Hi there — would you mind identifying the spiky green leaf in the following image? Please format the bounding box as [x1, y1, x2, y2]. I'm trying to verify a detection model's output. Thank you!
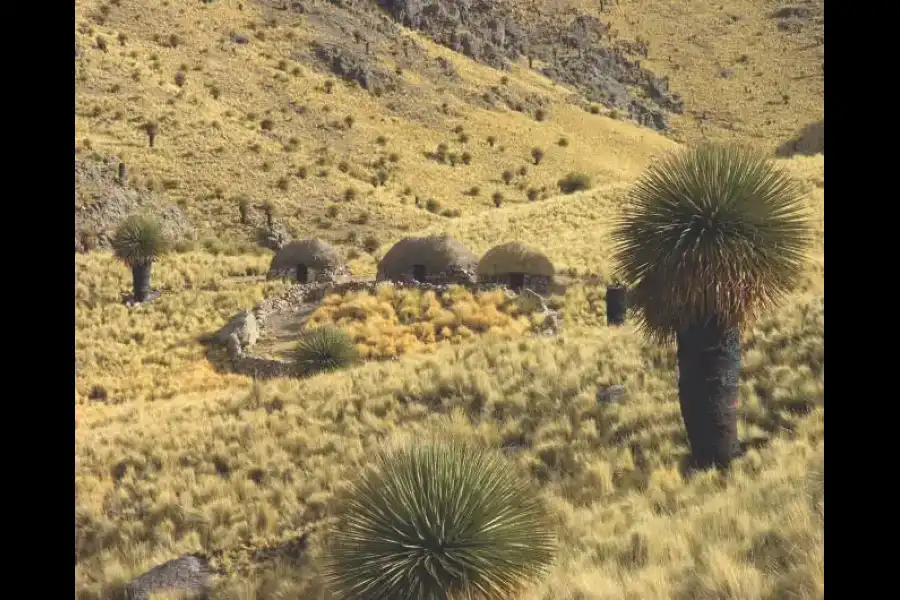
[610, 143, 813, 342]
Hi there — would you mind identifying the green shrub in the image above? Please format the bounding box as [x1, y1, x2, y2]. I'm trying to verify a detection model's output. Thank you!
[325, 438, 555, 600]
[557, 172, 592, 194]
[295, 326, 361, 376]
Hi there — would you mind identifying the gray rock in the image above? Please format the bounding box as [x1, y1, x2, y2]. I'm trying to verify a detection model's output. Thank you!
[124, 555, 212, 600]
[217, 310, 259, 348]
[226, 333, 243, 359]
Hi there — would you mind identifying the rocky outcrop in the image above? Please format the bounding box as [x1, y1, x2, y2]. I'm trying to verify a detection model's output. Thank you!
[311, 42, 401, 94]
[74, 152, 195, 253]
[123, 555, 212, 600]
[373, 1, 682, 130]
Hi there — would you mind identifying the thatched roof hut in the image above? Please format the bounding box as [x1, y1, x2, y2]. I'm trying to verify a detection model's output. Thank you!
[267, 238, 343, 282]
[377, 235, 478, 283]
[477, 242, 555, 278]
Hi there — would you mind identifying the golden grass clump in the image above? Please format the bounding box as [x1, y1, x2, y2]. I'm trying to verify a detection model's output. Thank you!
[304, 285, 543, 360]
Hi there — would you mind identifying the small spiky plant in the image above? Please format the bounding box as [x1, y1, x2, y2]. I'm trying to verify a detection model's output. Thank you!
[610, 142, 812, 469]
[325, 438, 556, 600]
[143, 121, 158, 148]
[112, 215, 169, 302]
[295, 326, 361, 376]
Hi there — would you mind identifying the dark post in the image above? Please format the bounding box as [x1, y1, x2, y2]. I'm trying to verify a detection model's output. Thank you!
[118, 162, 126, 183]
[606, 284, 627, 326]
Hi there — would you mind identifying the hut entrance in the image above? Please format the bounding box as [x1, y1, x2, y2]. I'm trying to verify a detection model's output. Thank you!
[412, 264, 427, 283]
[508, 272, 525, 291]
[295, 263, 309, 283]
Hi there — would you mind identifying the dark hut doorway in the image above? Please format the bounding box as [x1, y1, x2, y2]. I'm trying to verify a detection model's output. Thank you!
[295, 263, 309, 283]
[508, 272, 525, 291]
[412, 264, 427, 283]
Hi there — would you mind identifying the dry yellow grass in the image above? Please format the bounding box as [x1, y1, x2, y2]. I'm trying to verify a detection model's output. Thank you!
[301, 286, 548, 360]
[76, 291, 823, 599]
[75, 0, 824, 597]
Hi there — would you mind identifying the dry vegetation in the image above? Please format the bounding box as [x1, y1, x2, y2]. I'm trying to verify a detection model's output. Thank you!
[75, 0, 824, 598]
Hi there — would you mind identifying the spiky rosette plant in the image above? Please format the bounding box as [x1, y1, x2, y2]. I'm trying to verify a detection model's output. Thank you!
[610, 143, 813, 469]
[111, 215, 169, 302]
[294, 326, 361, 376]
[324, 438, 556, 600]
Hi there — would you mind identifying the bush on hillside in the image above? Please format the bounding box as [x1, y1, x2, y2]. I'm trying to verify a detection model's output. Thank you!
[557, 172, 592, 194]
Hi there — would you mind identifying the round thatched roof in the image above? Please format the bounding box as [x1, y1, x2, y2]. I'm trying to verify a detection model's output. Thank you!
[377, 235, 478, 280]
[268, 238, 342, 274]
[477, 241, 555, 278]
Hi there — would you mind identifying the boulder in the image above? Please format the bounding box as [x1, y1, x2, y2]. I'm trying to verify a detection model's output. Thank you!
[217, 310, 259, 348]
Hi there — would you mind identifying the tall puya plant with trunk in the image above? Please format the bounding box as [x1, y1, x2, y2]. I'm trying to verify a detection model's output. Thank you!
[112, 215, 169, 302]
[610, 143, 813, 469]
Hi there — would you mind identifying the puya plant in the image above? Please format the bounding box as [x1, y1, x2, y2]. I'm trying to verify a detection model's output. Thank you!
[610, 142, 813, 469]
[112, 214, 169, 303]
[324, 437, 556, 599]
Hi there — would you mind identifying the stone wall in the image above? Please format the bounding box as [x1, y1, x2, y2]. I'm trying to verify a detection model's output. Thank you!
[230, 354, 295, 380]
[380, 264, 477, 287]
[267, 264, 350, 284]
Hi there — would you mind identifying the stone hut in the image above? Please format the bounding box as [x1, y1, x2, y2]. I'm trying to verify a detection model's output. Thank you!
[477, 241, 555, 295]
[267, 238, 346, 283]
[376, 235, 478, 285]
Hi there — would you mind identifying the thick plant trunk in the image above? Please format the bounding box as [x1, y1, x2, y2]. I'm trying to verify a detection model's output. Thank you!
[676, 318, 740, 469]
[606, 284, 627, 326]
[132, 263, 152, 302]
